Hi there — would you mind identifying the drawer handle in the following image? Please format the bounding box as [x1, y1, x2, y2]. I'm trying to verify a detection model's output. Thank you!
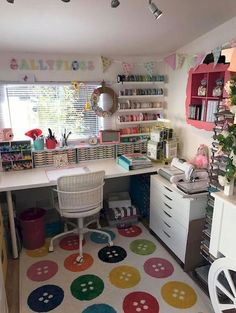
[163, 220, 171, 228]
[163, 230, 171, 238]
[164, 186, 173, 192]
[163, 210, 172, 218]
[164, 194, 172, 201]
[164, 202, 172, 210]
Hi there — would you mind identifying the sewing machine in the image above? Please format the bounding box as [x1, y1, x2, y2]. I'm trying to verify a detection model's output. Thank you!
[158, 157, 209, 194]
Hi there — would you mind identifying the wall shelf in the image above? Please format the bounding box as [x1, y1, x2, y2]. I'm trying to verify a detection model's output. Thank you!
[185, 63, 232, 131]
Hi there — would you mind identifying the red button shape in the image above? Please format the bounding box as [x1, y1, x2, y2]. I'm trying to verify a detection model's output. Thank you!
[118, 225, 142, 237]
[123, 291, 159, 313]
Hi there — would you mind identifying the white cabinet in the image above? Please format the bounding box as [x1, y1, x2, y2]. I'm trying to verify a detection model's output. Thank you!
[209, 192, 236, 260]
[150, 175, 207, 263]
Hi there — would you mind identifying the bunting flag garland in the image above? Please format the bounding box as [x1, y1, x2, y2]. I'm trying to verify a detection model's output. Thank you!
[212, 47, 221, 66]
[98, 37, 236, 74]
[122, 62, 134, 76]
[101, 56, 112, 73]
[175, 53, 186, 70]
[164, 53, 176, 70]
[144, 61, 155, 77]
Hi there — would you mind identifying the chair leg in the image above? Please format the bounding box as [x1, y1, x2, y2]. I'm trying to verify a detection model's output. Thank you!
[86, 228, 113, 247]
[76, 218, 84, 263]
[49, 229, 76, 252]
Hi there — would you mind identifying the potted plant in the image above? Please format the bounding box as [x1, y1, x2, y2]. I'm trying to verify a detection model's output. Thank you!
[217, 76, 236, 195]
[25, 128, 44, 150]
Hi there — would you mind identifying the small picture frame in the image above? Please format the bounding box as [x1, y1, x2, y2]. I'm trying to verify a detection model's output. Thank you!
[53, 153, 69, 168]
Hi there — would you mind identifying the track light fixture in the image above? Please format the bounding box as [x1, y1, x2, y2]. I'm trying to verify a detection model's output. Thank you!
[148, 0, 162, 20]
[111, 0, 120, 8]
[6, 0, 14, 3]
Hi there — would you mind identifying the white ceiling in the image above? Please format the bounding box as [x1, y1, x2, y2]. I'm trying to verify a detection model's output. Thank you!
[0, 0, 236, 57]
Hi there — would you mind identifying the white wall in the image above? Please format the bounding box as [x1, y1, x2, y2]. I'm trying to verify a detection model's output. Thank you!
[1, 16, 236, 160]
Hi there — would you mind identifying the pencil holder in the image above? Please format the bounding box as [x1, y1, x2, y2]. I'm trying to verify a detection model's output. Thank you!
[33, 138, 44, 151]
[46, 138, 57, 149]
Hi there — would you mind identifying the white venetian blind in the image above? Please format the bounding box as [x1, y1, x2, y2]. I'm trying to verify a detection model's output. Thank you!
[0, 83, 100, 139]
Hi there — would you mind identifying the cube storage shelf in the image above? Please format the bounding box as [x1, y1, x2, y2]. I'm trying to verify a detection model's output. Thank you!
[33, 147, 77, 168]
[185, 63, 234, 131]
[0, 140, 33, 171]
[33, 141, 148, 166]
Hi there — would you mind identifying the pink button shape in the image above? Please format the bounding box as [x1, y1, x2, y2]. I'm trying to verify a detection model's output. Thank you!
[27, 260, 58, 282]
[144, 257, 174, 278]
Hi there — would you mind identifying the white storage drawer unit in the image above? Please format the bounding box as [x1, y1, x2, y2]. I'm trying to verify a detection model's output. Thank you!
[150, 175, 207, 263]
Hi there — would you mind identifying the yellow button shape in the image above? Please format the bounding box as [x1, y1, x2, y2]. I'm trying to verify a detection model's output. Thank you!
[161, 281, 197, 309]
[109, 265, 141, 289]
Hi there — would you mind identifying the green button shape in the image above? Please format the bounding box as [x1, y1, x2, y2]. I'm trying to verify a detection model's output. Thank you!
[129, 239, 156, 255]
[71, 274, 104, 301]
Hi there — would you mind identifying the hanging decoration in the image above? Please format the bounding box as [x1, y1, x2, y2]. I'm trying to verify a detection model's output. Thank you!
[144, 61, 155, 77]
[164, 53, 176, 70]
[101, 56, 112, 73]
[122, 62, 134, 76]
[212, 46, 221, 66]
[185, 55, 196, 69]
[194, 52, 206, 69]
[71, 81, 91, 111]
[90, 81, 118, 117]
[175, 54, 186, 70]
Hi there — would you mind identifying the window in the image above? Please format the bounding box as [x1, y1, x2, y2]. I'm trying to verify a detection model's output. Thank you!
[0, 83, 100, 140]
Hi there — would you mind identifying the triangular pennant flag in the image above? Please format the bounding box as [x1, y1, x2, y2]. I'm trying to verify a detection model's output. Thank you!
[212, 46, 221, 66]
[175, 54, 186, 70]
[101, 56, 112, 73]
[122, 62, 134, 76]
[194, 52, 206, 68]
[144, 61, 155, 77]
[185, 55, 195, 69]
[222, 47, 235, 63]
[164, 53, 176, 70]
[228, 48, 236, 71]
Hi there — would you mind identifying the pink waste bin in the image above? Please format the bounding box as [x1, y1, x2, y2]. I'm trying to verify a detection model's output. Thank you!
[19, 208, 46, 250]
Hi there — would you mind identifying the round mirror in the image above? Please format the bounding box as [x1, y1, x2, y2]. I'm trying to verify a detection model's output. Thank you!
[91, 81, 118, 117]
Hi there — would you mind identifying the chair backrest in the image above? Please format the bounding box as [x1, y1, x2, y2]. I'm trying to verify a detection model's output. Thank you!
[56, 170, 105, 214]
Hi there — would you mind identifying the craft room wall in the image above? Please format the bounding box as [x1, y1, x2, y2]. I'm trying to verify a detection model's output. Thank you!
[159, 16, 236, 160]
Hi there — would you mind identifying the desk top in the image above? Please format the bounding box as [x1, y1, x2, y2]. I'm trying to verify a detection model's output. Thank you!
[0, 159, 160, 192]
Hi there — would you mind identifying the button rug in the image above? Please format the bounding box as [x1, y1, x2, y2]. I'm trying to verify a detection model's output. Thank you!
[19, 223, 214, 312]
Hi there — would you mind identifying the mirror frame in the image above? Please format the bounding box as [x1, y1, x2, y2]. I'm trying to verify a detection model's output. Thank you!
[91, 81, 118, 117]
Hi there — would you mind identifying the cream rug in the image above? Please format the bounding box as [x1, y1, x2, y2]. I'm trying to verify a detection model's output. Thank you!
[19, 223, 214, 313]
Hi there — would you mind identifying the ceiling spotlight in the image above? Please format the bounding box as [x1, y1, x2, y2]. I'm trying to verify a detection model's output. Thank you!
[148, 0, 162, 20]
[111, 0, 120, 8]
[61, 0, 71, 2]
[6, 0, 14, 3]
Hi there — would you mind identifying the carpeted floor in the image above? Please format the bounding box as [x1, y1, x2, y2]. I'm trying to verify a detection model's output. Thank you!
[19, 223, 214, 313]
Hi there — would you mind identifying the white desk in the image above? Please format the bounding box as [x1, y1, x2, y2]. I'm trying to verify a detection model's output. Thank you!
[0, 159, 160, 258]
[209, 191, 236, 260]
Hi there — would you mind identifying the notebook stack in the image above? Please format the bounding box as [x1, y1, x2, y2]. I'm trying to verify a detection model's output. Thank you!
[117, 153, 152, 170]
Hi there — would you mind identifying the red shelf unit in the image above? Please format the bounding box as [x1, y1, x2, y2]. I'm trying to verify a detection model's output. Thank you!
[185, 63, 232, 131]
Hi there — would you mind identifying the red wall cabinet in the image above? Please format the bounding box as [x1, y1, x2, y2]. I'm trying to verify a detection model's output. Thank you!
[185, 63, 232, 131]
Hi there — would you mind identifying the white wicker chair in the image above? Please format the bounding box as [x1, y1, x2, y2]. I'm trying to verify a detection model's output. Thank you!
[49, 170, 113, 263]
